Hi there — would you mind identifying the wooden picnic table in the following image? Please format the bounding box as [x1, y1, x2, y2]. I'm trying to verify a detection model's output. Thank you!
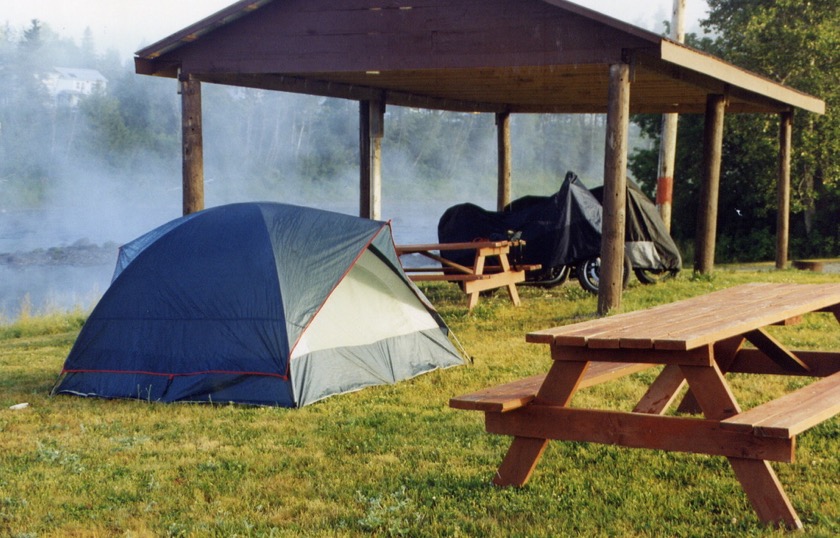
[396, 240, 539, 310]
[450, 283, 840, 529]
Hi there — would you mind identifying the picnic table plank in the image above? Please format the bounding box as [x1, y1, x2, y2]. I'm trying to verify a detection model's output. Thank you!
[396, 240, 512, 253]
[595, 285, 803, 349]
[528, 284, 840, 351]
[526, 287, 750, 347]
[653, 284, 840, 349]
[407, 273, 489, 282]
[721, 371, 840, 438]
[449, 361, 654, 413]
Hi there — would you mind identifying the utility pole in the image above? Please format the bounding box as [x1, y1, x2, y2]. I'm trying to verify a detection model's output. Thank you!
[656, 0, 686, 232]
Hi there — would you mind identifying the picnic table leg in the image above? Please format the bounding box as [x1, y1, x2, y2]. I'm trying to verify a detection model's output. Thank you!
[677, 336, 744, 414]
[729, 459, 802, 530]
[633, 364, 685, 414]
[466, 290, 480, 310]
[492, 361, 588, 487]
[466, 252, 488, 310]
[829, 304, 840, 324]
[497, 251, 522, 307]
[680, 358, 802, 530]
[493, 437, 549, 486]
[505, 283, 522, 307]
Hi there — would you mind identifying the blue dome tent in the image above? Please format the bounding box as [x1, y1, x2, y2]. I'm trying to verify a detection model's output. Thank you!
[52, 203, 463, 406]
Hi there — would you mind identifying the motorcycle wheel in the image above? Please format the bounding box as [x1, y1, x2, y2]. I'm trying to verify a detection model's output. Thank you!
[634, 268, 680, 285]
[576, 255, 631, 294]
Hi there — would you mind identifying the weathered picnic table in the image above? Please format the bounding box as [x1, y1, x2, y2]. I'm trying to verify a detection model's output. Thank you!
[451, 283, 840, 529]
[396, 240, 539, 310]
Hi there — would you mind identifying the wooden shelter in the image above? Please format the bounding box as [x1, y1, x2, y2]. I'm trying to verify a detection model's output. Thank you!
[135, 0, 825, 314]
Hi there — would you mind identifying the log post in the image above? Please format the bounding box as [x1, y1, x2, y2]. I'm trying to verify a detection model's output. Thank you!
[776, 110, 792, 270]
[694, 94, 726, 275]
[496, 111, 512, 211]
[359, 98, 384, 220]
[180, 75, 204, 215]
[598, 63, 630, 316]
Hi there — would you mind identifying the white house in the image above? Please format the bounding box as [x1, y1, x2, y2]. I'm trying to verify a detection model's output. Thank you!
[42, 67, 108, 107]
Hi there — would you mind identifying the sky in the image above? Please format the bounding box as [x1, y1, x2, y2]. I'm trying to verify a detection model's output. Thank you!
[2, 0, 711, 61]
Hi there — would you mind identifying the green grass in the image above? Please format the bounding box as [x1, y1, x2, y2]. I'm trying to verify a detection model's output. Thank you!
[1, 269, 838, 537]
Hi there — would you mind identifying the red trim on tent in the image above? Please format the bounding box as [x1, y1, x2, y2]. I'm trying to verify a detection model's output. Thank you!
[61, 368, 288, 379]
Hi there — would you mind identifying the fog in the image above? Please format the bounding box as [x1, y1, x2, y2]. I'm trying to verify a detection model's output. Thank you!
[0, 22, 653, 322]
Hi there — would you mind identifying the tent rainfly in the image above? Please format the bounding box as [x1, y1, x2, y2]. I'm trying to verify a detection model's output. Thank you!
[52, 202, 464, 406]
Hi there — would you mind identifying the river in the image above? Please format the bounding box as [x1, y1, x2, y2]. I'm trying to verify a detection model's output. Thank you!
[0, 197, 478, 321]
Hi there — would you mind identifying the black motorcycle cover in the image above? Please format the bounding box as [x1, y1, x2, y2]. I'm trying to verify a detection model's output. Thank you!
[437, 172, 602, 269]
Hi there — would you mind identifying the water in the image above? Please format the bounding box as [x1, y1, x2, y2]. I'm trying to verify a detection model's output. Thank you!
[0, 199, 472, 321]
[0, 264, 115, 320]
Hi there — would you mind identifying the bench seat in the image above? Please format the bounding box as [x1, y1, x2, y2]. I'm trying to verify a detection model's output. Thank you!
[450, 361, 654, 413]
[721, 371, 840, 438]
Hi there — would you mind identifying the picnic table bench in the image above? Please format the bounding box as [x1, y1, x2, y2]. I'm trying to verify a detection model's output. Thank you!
[396, 240, 539, 310]
[450, 283, 840, 530]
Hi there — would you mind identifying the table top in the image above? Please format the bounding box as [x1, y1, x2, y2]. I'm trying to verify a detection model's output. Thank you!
[527, 283, 840, 351]
[396, 240, 514, 253]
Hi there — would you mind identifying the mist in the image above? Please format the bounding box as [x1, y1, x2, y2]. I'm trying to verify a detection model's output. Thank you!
[0, 20, 652, 321]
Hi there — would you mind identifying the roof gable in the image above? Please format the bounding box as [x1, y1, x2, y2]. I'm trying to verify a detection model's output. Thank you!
[135, 0, 824, 115]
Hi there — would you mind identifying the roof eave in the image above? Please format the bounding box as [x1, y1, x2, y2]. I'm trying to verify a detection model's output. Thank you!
[658, 40, 825, 115]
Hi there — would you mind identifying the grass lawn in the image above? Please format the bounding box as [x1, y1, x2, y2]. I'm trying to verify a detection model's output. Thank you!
[1, 269, 838, 537]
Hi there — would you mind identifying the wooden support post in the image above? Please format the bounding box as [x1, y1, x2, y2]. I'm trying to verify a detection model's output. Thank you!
[359, 101, 371, 218]
[496, 112, 511, 211]
[359, 99, 384, 220]
[776, 110, 792, 270]
[598, 63, 630, 316]
[180, 75, 204, 215]
[694, 94, 726, 275]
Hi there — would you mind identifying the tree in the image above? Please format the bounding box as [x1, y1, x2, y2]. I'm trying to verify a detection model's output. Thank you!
[703, 0, 840, 256]
[630, 4, 839, 261]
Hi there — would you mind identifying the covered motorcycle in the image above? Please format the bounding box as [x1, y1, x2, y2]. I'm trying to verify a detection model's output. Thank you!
[437, 171, 681, 292]
[589, 180, 682, 283]
[438, 172, 604, 289]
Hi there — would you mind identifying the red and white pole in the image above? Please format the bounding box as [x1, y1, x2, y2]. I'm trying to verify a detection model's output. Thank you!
[656, 0, 686, 232]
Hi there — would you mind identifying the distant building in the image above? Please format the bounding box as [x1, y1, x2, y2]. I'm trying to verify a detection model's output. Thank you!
[41, 67, 107, 107]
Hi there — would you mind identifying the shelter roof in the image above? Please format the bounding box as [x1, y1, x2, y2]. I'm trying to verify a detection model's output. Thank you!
[135, 0, 824, 115]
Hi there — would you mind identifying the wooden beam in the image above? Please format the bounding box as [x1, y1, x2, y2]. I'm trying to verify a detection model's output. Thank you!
[496, 112, 512, 211]
[694, 94, 726, 274]
[743, 327, 810, 373]
[776, 110, 792, 269]
[199, 73, 505, 114]
[598, 63, 630, 316]
[359, 101, 370, 218]
[484, 406, 794, 463]
[180, 75, 204, 215]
